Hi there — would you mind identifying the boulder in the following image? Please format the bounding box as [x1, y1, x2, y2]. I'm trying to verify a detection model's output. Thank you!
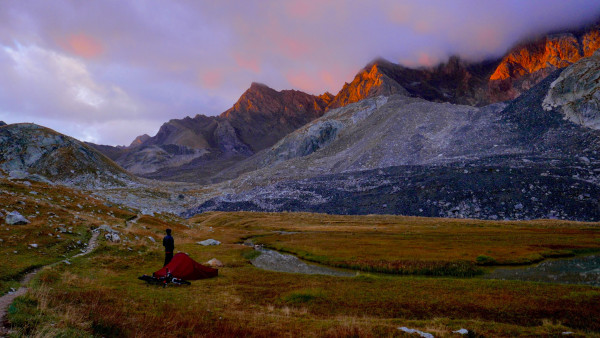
[197, 239, 221, 246]
[105, 233, 120, 242]
[6, 211, 29, 225]
[205, 258, 224, 267]
[95, 224, 118, 233]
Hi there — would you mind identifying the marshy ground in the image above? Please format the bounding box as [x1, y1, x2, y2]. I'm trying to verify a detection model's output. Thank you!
[1, 177, 600, 337]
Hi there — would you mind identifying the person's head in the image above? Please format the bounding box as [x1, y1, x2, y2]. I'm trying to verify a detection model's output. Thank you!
[166, 228, 172, 235]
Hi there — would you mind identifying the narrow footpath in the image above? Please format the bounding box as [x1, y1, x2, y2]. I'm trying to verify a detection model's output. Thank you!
[0, 231, 100, 336]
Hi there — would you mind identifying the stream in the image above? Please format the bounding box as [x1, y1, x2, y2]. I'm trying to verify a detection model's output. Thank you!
[483, 254, 600, 287]
[251, 248, 355, 277]
[250, 245, 600, 287]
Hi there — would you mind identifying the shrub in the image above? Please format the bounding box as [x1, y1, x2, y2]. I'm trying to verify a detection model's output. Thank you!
[476, 255, 497, 265]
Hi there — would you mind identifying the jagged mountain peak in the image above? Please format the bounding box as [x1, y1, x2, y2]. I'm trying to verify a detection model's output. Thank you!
[327, 58, 409, 109]
[487, 25, 600, 102]
[129, 134, 151, 148]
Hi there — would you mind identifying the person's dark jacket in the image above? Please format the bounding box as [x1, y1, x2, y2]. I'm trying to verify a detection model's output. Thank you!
[163, 235, 174, 253]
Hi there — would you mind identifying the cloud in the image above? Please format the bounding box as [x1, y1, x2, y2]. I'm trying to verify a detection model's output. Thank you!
[1, 0, 600, 145]
[62, 33, 104, 59]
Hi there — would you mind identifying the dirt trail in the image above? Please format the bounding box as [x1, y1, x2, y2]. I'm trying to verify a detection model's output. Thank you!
[0, 231, 100, 336]
[126, 214, 141, 230]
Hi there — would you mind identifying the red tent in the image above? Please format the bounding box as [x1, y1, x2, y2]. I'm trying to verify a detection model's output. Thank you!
[153, 253, 218, 280]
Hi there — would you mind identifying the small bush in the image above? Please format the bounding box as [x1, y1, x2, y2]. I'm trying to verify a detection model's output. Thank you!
[476, 255, 497, 265]
[283, 288, 326, 304]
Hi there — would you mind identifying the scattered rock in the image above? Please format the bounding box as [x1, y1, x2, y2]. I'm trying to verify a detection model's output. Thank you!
[141, 209, 154, 216]
[397, 327, 434, 338]
[8, 170, 29, 180]
[105, 233, 120, 242]
[148, 236, 156, 243]
[95, 224, 118, 233]
[453, 328, 469, 335]
[29, 243, 38, 248]
[5, 211, 30, 225]
[197, 239, 221, 246]
[206, 258, 224, 267]
[514, 203, 524, 210]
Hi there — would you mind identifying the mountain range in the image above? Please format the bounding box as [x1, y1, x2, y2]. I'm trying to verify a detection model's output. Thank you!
[87, 22, 600, 184]
[3, 21, 600, 221]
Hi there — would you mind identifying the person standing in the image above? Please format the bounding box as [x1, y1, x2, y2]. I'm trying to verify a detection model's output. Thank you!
[163, 228, 174, 266]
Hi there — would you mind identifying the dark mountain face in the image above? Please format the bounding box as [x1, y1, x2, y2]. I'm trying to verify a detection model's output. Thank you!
[220, 82, 329, 152]
[0, 121, 6, 127]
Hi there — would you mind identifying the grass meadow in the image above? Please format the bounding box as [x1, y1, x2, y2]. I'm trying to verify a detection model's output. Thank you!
[1, 179, 600, 336]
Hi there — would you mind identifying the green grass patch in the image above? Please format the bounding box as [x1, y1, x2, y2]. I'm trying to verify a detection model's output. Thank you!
[283, 288, 327, 304]
[6, 294, 51, 335]
[241, 248, 261, 260]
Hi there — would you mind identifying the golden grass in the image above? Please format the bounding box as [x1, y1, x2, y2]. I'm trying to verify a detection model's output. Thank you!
[3, 196, 600, 336]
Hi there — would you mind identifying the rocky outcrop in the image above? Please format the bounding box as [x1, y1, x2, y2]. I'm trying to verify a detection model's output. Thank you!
[220, 82, 329, 152]
[489, 27, 600, 102]
[0, 124, 136, 188]
[328, 57, 497, 108]
[0, 121, 6, 127]
[327, 61, 409, 108]
[543, 50, 600, 129]
[129, 134, 150, 148]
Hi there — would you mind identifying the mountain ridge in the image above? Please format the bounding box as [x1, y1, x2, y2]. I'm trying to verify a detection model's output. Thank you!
[0, 123, 136, 188]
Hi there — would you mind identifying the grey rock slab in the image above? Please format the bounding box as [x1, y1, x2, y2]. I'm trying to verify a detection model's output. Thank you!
[5, 211, 29, 225]
[197, 239, 221, 246]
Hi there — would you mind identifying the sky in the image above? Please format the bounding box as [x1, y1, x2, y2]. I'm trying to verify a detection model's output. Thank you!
[1, 1, 600, 146]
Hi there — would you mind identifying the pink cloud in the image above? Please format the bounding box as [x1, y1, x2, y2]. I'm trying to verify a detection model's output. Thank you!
[285, 70, 319, 93]
[63, 33, 104, 59]
[285, 1, 319, 19]
[201, 69, 224, 89]
[233, 52, 260, 73]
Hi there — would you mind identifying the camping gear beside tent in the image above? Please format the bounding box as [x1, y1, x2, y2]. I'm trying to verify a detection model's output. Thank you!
[153, 252, 218, 280]
[138, 273, 190, 287]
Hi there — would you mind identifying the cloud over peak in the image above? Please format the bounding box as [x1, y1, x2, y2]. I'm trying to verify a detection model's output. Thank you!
[1, 0, 599, 145]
